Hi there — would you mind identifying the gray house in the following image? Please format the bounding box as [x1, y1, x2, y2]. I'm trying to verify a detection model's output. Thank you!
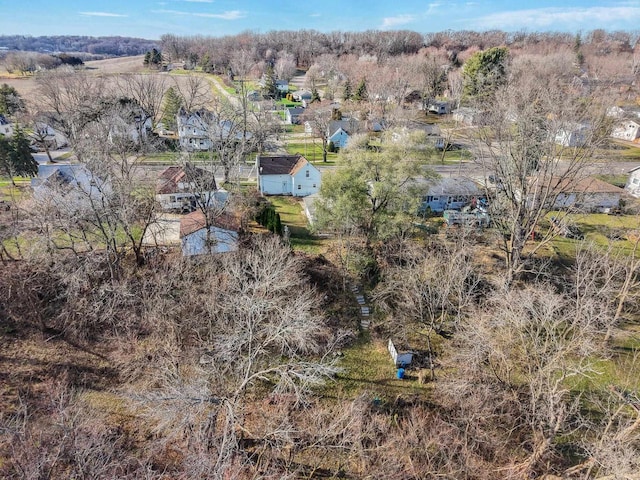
[419, 177, 484, 214]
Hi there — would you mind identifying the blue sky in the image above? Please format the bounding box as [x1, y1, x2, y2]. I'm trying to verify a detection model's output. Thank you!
[0, 1, 639, 40]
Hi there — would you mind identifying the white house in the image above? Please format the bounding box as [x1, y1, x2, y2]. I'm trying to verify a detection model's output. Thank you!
[611, 120, 640, 141]
[32, 122, 68, 149]
[418, 177, 484, 214]
[156, 165, 227, 212]
[285, 107, 305, 125]
[176, 108, 244, 151]
[256, 154, 321, 197]
[552, 177, 627, 212]
[625, 166, 640, 198]
[176, 108, 211, 151]
[293, 90, 313, 102]
[555, 123, 589, 147]
[180, 210, 239, 256]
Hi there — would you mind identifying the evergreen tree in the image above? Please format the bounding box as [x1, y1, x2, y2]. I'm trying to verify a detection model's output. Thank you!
[461, 46, 508, 100]
[0, 83, 24, 116]
[162, 87, 183, 131]
[274, 213, 283, 236]
[143, 48, 163, 68]
[0, 126, 38, 185]
[311, 86, 321, 103]
[354, 78, 368, 102]
[263, 65, 278, 98]
[343, 78, 353, 101]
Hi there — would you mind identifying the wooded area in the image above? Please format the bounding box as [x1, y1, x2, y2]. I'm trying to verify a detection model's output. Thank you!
[1, 27, 640, 479]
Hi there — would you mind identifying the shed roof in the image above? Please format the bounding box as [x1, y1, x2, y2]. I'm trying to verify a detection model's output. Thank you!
[180, 210, 240, 237]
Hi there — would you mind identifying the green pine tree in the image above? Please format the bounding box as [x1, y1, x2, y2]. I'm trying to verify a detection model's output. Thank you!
[311, 87, 321, 103]
[162, 87, 183, 131]
[0, 83, 24, 116]
[343, 78, 353, 101]
[263, 65, 278, 98]
[0, 126, 38, 185]
[274, 213, 283, 235]
[354, 77, 368, 102]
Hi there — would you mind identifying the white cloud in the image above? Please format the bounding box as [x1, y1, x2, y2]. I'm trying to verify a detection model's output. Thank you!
[472, 6, 640, 29]
[79, 11, 127, 17]
[309, 13, 321, 18]
[152, 9, 190, 15]
[381, 14, 416, 29]
[193, 10, 244, 20]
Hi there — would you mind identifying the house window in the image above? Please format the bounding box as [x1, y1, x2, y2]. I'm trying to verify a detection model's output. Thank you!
[306, 170, 309, 178]
[297, 184, 302, 190]
[634, 178, 639, 185]
[170, 196, 176, 202]
[313, 183, 316, 188]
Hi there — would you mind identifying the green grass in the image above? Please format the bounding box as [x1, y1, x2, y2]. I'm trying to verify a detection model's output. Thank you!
[541, 213, 640, 261]
[208, 75, 236, 95]
[595, 174, 628, 188]
[284, 142, 338, 163]
[268, 196, 327, 253]
[278, 98, 302, 108]
[0, 178, 32, 201]
[326, 335, 431, 399]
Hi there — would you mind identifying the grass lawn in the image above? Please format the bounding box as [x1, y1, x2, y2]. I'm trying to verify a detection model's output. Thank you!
[278, 98, 302, 108]
[543, 213, 640, 261]
[268, 196, 327, 253]
[284, 142, 338, 164]
[208, 75, 236, 95]
[325, 335, 431, 400]
[596, 173, 629, 188]
[596, 139, 640, 162]
[0, 178, 32, 201]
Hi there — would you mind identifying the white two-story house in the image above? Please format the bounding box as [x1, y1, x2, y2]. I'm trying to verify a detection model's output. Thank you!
[256, 154, 321, 197]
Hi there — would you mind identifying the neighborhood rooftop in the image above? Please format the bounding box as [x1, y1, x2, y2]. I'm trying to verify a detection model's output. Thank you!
[257, 154, 308, 175]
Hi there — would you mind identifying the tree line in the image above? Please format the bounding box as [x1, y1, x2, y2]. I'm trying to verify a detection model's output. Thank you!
[0, 35, 158, 56]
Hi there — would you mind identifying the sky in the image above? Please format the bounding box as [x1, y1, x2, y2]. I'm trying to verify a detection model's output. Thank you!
[0, 0, 639, 40]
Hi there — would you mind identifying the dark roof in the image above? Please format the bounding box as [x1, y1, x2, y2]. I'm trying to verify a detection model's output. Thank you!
[257, 154, 309, 175]
[328, 119, 360, 137]
[157, 165, 217, 195]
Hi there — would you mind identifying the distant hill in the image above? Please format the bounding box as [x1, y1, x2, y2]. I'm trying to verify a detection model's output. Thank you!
[0, 35, 158, 57]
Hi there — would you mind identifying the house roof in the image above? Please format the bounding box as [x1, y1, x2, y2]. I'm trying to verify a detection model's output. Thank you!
[180, 210, 240, 237]
[0, 114, 9, 125]
[157, 165, 217, 195]
[420, 177, 483, 196]
[257, 154, 311, 175]
[553, 176, 625, 195]
[328, 119, 360, 137]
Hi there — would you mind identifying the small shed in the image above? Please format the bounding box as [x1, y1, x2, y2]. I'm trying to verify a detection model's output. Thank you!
[388, 339, 413, 367]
